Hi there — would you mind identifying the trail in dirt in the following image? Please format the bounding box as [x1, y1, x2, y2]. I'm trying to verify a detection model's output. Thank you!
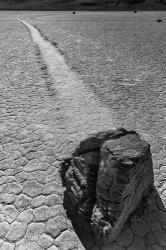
[20, 19, 116, 157]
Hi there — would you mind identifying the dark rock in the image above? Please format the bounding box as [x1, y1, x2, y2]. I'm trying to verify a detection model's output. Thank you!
[65, 151, 100, 217]
[93, 133, 154, 241]
[64, 129, 154, 241]
[157, 19, 162, 22]
[73, 128, 134, 156]
[65, 128, 131, 218]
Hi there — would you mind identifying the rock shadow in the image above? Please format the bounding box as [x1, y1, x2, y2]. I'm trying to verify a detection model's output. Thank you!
[59, 158, 97, 249]
[63, 191, 97, 249]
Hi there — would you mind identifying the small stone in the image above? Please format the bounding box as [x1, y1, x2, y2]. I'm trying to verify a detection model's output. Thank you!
[0, 222, 9, 237]
[126, 236, 146, 250]
[14, 194, 31, 209]
[26, 222, 45, 241]
[116, 228, 133, 247]
[31, 195, 45, 208]
[23, 180, 43, 197]
[6, 221, 27, 242]
[18, 209, 33, 224]
[46, 216, 67, 238]
[38, 233, 54, 249]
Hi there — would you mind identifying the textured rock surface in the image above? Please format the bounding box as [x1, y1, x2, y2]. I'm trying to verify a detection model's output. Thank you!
[65, 129, 129, 216]
[64, 129, 154, 241]
[94, 132, 154, 240]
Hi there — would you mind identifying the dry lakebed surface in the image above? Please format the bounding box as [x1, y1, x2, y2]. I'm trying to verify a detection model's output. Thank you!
[0, 10, 166, 250]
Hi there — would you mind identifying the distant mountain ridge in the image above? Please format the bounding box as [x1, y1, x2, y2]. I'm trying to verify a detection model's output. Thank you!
[0, 0, 166, 10]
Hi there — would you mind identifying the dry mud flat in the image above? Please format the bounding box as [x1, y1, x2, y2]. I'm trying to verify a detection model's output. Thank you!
[28, 11, 166, 198]
[0, 11, 165, 250]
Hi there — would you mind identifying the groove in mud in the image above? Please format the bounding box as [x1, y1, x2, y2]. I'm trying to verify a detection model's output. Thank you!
[35, 44, 57, 97]
[19, 19, 116, 142]
[33, 25, 66, 56]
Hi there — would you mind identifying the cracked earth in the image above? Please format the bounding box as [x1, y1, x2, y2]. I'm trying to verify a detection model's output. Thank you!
[0, 11, 166, 250]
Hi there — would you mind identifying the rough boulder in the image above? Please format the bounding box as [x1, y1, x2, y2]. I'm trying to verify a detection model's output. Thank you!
[63, 128, 154, 241]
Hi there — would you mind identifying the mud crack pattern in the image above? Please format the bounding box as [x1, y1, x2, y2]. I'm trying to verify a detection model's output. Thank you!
[0, 13, 166, 250]
[0, 20, 84, 250]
